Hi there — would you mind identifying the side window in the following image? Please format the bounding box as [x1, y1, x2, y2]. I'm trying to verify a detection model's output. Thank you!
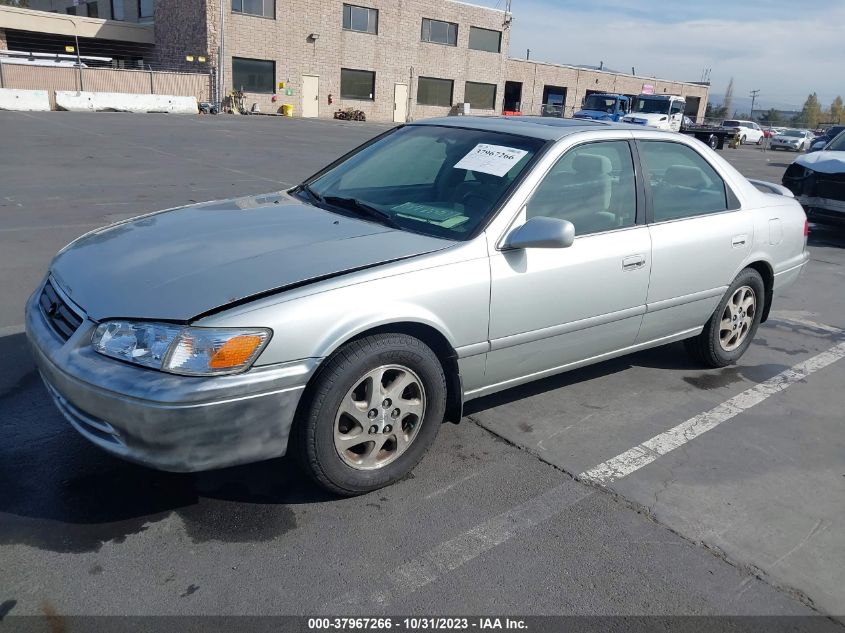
[526, 141, 637, 236]
[639, 141, 729, 222]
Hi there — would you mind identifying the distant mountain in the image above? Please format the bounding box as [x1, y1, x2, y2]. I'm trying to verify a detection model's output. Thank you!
[708, 94, 801, 113]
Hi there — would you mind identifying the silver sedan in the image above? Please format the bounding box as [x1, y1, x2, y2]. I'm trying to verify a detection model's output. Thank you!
[26, 117, 809, 495]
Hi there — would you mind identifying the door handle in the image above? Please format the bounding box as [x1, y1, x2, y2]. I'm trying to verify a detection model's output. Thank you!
[622, 254, 646, 271]
[732, 234, 748, 247]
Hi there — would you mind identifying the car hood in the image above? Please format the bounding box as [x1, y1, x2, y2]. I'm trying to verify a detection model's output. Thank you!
[795, 150, 845, 174]
[50, 192, 454, 322]
[624, 113, 669, 123]
[574, 109, 612, 120]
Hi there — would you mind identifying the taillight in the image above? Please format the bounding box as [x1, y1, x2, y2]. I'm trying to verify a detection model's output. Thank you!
[804, 218, 809, 237]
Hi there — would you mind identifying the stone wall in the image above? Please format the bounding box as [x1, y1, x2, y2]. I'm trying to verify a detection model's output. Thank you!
[154, 0, 211, 68]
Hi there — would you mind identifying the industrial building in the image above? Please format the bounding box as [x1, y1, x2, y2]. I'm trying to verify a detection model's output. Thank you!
[1, 0, 709, 121]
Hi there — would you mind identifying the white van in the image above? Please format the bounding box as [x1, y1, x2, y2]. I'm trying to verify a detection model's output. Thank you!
[622, 95, 686, 131]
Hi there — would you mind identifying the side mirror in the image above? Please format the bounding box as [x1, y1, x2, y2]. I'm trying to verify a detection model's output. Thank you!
[505, 216, 575, 249]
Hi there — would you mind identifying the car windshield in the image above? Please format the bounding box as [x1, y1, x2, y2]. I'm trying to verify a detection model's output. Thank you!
[301, 125, 545, 240]
[782, 130, 804, 137]
[584, 95, 617, 112]
[827, 131, 845, 151]
[633, 98, 669, 114]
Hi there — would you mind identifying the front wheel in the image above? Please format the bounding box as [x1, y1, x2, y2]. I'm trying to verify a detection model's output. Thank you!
[684, 268, 766, 368]
[756, 136, 763, 145]
[740, 135, 747, 145]
[294, 333, 446, 496]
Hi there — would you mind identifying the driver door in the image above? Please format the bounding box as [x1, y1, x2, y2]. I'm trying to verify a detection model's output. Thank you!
[483, 139, 651, 391]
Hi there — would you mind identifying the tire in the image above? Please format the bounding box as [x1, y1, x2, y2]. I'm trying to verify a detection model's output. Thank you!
[684, 268, 766, 368]
[756, 136, 763, 145]
[740, 135, 747, 145]
[294, 333, 446, 496]
[708, 134, 719, 150]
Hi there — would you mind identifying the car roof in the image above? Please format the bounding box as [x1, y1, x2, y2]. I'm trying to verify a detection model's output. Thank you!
[410, 116, 643, 141]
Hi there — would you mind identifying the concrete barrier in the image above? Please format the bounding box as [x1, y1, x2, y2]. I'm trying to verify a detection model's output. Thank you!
[55, 91, 198, 114]
[0, 88, 51, 112]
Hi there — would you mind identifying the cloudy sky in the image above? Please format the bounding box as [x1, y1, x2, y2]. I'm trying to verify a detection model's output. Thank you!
[473, 0, 842, 109]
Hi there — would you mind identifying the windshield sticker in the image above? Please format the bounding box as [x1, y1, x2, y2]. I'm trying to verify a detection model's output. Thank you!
[454, 144, 529, 177]
[393, 202, 469, 228]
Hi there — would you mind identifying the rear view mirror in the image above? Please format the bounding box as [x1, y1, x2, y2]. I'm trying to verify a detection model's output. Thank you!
[505, 216, 575, 249]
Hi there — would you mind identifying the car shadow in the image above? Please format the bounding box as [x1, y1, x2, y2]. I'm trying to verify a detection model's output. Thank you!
[0, 332, 334, 554]
[464, 342, 704, 416]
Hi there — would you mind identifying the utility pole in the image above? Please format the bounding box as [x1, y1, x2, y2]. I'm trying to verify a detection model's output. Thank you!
[526, 48, 530, 60]
[217, 0, 225, 107]
[750, 89, 760, 120]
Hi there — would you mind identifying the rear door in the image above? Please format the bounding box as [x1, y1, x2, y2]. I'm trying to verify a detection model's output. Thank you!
[635, 138, 753, 343]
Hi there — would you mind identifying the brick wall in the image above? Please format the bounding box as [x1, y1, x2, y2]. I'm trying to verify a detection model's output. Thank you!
[154, 0, 210, 68]
[505, 59, 709, 121]
[201, 0, 511, 119]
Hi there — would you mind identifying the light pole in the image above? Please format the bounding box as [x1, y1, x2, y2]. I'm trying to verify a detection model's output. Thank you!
[750, 89, 760, 121]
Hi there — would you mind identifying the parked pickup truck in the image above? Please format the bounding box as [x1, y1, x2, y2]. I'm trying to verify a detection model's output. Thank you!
[572, 94, 631, 122]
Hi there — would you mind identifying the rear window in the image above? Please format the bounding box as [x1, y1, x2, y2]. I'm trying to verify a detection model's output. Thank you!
[722, 120, 740, 127]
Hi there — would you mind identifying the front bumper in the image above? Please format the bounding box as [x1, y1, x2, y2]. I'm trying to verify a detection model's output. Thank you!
[25, 282, 319, 472]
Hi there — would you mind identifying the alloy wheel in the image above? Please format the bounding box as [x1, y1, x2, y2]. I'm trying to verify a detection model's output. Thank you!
[333, 364, 426, 470]
[719, 286, 757, 351]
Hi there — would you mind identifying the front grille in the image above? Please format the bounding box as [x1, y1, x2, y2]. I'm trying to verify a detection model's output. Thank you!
[816, 174, 845, 201]
[39, 279, 84, 341]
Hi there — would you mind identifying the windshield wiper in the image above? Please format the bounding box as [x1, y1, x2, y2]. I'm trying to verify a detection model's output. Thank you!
[297, 183, 325, 205]
[323, 196, 402, 229]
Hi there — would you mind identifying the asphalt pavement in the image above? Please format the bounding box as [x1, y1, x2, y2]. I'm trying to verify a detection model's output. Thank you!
[1, 113, 843, 623]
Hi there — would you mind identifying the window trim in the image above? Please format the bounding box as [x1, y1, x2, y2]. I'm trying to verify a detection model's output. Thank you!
[468, 26, 502, 53]
[340, 67, 376, 101]
[231, 0, 276, 19]
[634, 139, 740, 226]
[421, 17, 458, 46]
[342, 3, 378, 34]
[231, 56, 276, 94]
[416, 76, 454, 107]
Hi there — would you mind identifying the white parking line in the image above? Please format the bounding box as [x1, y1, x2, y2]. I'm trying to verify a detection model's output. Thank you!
[324, 482, 592, 611]
[579, 340, 845, 485]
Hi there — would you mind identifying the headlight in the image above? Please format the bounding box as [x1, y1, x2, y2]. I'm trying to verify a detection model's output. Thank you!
[92, 321, 271, 376]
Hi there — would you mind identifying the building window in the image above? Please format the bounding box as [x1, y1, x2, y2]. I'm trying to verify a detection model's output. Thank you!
[111, 0, 125, 20]
[340, 68, 376, 101]
[343, 4, 378, 34]
[138, 0, 154, 18]
[65, 6, 78, 15]
[87, 2, 99, 18]
[468, 26, 501, 53]
[465, 81, 497, 110]
[417, 77, 453, 107]
[232, 0, 275, 18]
[232, 57, 275, 94]
[421, 18, 457, 46]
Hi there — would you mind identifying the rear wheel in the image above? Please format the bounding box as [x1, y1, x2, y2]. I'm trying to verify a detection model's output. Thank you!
[707, 134, 719, 150]
[684, 268, 765, 368]
[294, 333, 446, 496]
[740, 135, 747, 145]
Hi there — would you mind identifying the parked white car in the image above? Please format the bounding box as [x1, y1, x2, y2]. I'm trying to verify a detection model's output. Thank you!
[721, 120, 765, 145]
[771, 129, 815, 152]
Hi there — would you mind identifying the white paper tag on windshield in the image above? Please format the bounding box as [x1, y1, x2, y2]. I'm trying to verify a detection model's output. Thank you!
[454, 144, 529, 177]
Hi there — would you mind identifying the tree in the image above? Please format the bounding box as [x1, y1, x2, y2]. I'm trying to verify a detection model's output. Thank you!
[794, 93, 823, 128]
[0, 0, 30, 6]
[706, 101, 727, 121]
[723, 78, 735, 119]
[829, 96, 844, 123]
[760, 108, 783, 125]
